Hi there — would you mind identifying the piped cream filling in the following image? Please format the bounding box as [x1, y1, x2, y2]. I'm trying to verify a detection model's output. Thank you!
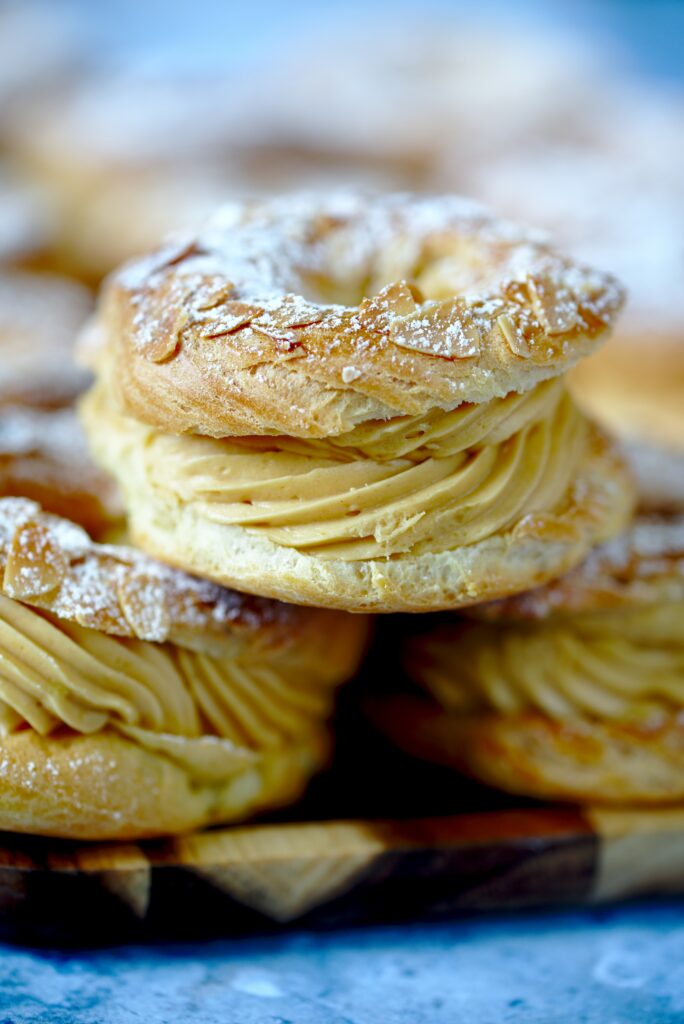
[0, 595, 336, 781]
[413, 602, 684, 725]
[113, 376, 590, 562]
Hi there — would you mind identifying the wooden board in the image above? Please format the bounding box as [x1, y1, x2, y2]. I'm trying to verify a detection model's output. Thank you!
[2, 710, 684, 943]
[2, 805, 684, 943]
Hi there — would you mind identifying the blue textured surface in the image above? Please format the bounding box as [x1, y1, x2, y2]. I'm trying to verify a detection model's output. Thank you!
[2, 903, 684, 1023]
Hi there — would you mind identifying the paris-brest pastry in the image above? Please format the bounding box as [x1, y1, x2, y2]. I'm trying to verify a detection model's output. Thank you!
[378, 515, 684, 803]
[80, 193, 634, 612]
[0, 498, 368, 838]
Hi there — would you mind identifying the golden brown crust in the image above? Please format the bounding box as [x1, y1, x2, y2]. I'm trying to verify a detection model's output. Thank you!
[0, 405, 123, 538]
[92, 193, 624, 439]
[477, 515, 684, 621]
[0, 726, 328, 839]
[0, 271, 92, 408]
[0, 496, 365, 655]
[370, 695, 684, 804]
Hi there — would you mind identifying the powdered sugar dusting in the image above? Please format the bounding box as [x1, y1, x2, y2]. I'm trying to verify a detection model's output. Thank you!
[0, 497, 300, 649]
[482, 515, 684, 620]
[117, 190, 623, 380]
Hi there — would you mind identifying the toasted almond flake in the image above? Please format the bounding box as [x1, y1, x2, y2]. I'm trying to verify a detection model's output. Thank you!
[141, 308, 188, 363]
[4, 521, 67, 598]
[200, 301, 265, 338]
[391, 299, 481, 359]
[194, 282, 236, 311]
[497, 313, 530, 357]
[358, 282, 421, 334]
[444, 314, 481, 357]
[118, 573, 171, 642]
[525, 275, 578, 335]
[277, 294, 327, 329]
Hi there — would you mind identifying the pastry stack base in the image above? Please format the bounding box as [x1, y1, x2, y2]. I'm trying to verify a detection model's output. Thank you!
[370, 696, 684, 805]
[0, 498, 368, 839]
[0, 728, 327, 841]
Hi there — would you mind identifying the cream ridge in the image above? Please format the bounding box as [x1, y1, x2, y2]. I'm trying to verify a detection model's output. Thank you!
[0, 594, 338, 782]
[411, 602, 684, 725]
[85, 374, 592, 561]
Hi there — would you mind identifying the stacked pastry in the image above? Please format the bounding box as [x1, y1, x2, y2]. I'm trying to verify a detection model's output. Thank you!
[79, 193, 633, 613]
[0, 190, 652, 839]
[0, 498, 367, 838]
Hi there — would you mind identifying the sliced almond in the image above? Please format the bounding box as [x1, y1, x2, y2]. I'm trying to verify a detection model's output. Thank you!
[141, 307, 188, 363]
[118, 573, 171, 642]
[497, 313, 530, 358]
[200, 301, 265, 338]
[391, 299, 481, 358]
[358, 282, 421, 335]
[525, 274, 578, 335]
[277, 294, 326, 329]
[3, 521, 67, 598]
[194, 280, 236, 312]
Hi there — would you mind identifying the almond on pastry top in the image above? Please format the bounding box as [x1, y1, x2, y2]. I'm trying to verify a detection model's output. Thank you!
[89, 192, 625, 439]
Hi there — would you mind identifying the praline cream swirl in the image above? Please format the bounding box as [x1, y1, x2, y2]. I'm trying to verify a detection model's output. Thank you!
[124, 375, 591, 561]
[411, 602, 684, 724]
[0, 595, 337, 781]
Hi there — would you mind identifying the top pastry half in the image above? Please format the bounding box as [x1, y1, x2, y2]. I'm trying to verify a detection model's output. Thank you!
[81, 193, 633, 612]
[89, 192, 623, 438]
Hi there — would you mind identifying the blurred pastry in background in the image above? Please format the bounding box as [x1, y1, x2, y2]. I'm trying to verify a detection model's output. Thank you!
[466, 97, 684, 456]
[5, 72, 242, 282]
[572, 337, 684, 520]
[374, 515, 684, 804]
[571, 335, 684, 456]
[239, 20, 611, 190]
[0, 165, 58, 271]
[0, 269, 121, 537]
[623, 442, 684, 516]
[0, 270, 91, 408]
[80, 192, 633, 612]
[2, 20, 631, 284]
[6, 67, 398, 284]
[0, 498, 368, 839]
[0, 405, 123, 538]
